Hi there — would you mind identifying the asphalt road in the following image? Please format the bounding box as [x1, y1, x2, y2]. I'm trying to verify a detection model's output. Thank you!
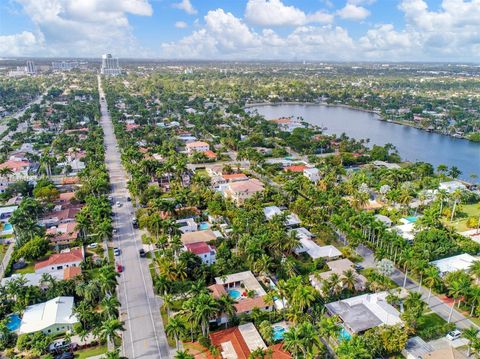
[97, 76, 170, 359]
[356, 244, 479, 330]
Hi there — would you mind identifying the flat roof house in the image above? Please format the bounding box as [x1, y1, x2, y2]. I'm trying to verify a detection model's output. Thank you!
[185, 141, 210, 154]
[325, 291, 402, 334]
[263, 206, 301, 228]
[180, 229, 219, 245]
[295, 240, 342, 260]
[19, 296, 78, 335]
[310, 258, 367, 294]
[430, 253, 478, 276]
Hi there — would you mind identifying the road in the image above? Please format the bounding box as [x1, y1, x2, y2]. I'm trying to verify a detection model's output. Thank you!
[97, 76, 170, 359]
[356, 244, 479, 330]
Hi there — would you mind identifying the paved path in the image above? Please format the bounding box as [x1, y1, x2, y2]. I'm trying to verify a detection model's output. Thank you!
[0, 243, 14, 280]
[97, 76, 170, 359]
[357, 244, 479, 330]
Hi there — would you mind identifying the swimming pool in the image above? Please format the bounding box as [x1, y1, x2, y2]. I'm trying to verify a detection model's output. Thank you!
[273, 326, 286, 341]
[405, 216, 418, 223]
[3, 223, 12, 231]
[199, 222, 209, 230]
[338, 327, 351, 341]
[228, 289, 241, 300]
[7, 314, 21, 332]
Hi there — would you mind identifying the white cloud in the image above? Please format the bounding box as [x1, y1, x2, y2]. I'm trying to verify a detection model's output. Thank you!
[3, 0, 153, 57]
[175, 21, 188, 29]
[337, 3, 370, 21]
[244, 0, 333, 26]
[172, 0, 197, 15]
[0, 31, 43, 57]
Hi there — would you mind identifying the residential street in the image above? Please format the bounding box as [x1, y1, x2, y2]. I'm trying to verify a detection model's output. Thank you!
[97, 76, 171, 359]
[357, 244, 479, 330]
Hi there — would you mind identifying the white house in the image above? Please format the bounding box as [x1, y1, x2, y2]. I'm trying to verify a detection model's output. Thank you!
[186, 141, 210, 154]
[303, 167, 320, 183]
[263, 206, 301, 228]
[184, 242, 216, 265]
[430, 254, 478, 276]
[176, 218, 198, 233]
[34, 248, 84, 275]
[19, 296, 78, 335]
[439, 180, 467, 193]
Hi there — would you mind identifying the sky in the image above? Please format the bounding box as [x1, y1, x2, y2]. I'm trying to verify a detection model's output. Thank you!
[0, 0, 479, 62]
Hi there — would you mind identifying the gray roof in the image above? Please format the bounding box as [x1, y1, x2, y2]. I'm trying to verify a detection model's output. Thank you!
[325, 301, 382, 333]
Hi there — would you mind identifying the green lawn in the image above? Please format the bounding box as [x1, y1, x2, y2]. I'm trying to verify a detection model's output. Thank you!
[417, 312, 454, 341]
[444, 202, 480, 232]
[75, 345, 108, 359]
[12, 262, 35, 274]
[108, 247, 114, 263]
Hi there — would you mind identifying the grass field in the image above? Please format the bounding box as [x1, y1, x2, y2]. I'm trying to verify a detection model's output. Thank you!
[444, 202, 480, 232]
[417, 312, 453, 341]
[75, 345, 108, 358]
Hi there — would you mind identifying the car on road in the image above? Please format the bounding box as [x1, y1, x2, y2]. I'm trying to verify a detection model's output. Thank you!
[117, 264, 123, 273]
[87, 243, 98, 249]
[139, 248, 146, 257]
[113, 248, 121, 256]
[446, 329, 461, 341]
[116, 201, 122, 207]
[132, 219, 139, 229]
[354, 264, 364, 271]
[127, 196, 131, 201]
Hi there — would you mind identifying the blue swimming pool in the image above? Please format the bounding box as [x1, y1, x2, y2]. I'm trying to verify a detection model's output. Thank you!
[405, 216, 418, 223]
[2, 223, 13, 232]
[273, 326, 286, 341]
[338, 328, 351, 341]
[228, 289, 241, 300]
[7, 314, 21, 332]
[199, 222, 209, 230]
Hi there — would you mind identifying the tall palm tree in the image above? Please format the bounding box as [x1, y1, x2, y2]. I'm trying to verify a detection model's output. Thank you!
[174, 350, 194, 359]
[217, 294, 236, 328]
[423, 266, 441, 304]
[462, 327, 479, 357]
[450, 189, 463, 222]
[165, 315, 186, 350]
[101, 295, 120, 320]
[342, 270, 357, 293]
[97, 319, 125, 346]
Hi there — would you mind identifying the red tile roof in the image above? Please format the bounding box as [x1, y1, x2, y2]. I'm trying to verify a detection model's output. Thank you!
[62, 177, 80, 185]
[0, 160, 30, 172]
[63, 266, 82, 280]
[210, 327, 251, 359]
[234, 296, 268, 314]
[203, 150, 217, 159]
[208, 284, 227, 299]
[185, 242, 213, 255]
[126, 123, 140, 131]
[269, 344, 291, 358]
[222, 173, 248, 181]
[35, 249, 84, 270]
[284, 165, 307, 172]
[58, 192, 75, 202]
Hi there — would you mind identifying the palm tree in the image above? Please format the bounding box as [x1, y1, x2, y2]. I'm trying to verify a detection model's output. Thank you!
[469, 261, 480, 285]
[101, 295, 120, 320]
[423, 266, 441, 304]
[462, 327, 479, 357]
[98, 265, 119, 296]
[97, 319, 125, 346]
[291, 285, 317, 313]
[283, 325, 305, 358]
[450, 189, 463, 222]
[342, 269, 357, 293]
[174, 350, 194, 359]
[216, 294, 236, 328]
[165, 315, 186, 350]
[104, 349, 126, 359]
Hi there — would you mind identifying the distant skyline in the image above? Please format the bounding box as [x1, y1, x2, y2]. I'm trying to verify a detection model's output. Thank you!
[1, 0, 479, 62]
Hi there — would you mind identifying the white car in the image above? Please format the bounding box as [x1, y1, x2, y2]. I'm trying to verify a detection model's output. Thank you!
[446, 329, 461, 341]
[87, 243, 98, 249]
[116, 201, 122, 207]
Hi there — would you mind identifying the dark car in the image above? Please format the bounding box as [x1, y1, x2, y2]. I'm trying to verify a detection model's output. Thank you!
[127, 196, 131, 201]
[55, 352, 74, 359]
[354, 264, 364, 271]
[139, 248, 146, 257]
[132, 219, 139, 229]
[117, 264, 123, 273]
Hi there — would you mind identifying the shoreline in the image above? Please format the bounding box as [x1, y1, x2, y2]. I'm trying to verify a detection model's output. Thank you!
[245, 101, 471, 141]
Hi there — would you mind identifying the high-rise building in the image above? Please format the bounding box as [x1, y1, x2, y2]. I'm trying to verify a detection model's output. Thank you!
[100, 54, 121, 76]
[26, 60, 36, 75]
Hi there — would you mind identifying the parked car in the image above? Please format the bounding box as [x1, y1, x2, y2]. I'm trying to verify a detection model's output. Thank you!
[446, 329, 461, 341]
[117, 264, 123, 273]
[113, 248, 121, 256]
[354, 264, 364, 271]
[127, 196, 131, 201]
[116, 201, 122, 207]
[55, 352, 74, 359]
[87, 243, 98, 249]
[132, 219, 139, 229]
[48, 340, 76, 353]
[139, 248, 146, 258]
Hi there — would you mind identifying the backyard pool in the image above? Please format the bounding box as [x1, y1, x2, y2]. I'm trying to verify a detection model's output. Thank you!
[338, 327, 352, 341]
[7, 314, 21, 332]
[405, 216, 418, 223]
[199, 222, 209, 230]
[228, 289, 241, 300]
[273, 326, 286, 341]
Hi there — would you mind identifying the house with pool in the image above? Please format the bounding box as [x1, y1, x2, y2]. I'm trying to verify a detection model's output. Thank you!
[0, 205, 18, 236]
[208, 271, 272, 323]
[325, 291, 402, 335]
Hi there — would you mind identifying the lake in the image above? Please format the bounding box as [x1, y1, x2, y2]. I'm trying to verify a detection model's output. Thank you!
[249, 104, 479, 181]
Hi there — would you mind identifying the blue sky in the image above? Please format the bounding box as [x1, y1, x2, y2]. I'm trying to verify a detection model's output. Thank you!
[1, 0, 479, 61]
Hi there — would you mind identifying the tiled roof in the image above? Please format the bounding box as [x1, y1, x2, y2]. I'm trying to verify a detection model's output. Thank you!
[186, 141, 209, 148]
[35, 249, 84, 270]
[0, 160, 30, 171]
[63, 266, 82, 280]
[185, 242, 213, 255]
[203, 150, 217, 159]
[210, 327, 251, 359]
[208, 284, 227, 299]
[234, 296, 267, 313]
[285, 165, 308, 172]
[222, 173, 248, 181]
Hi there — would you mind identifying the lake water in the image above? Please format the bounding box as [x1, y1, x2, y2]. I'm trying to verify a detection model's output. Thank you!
[249, 104, 479, 181]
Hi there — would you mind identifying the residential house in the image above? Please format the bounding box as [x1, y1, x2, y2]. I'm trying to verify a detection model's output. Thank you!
[263, 206, 301, 228]
[430, 254, 478, 277]
[19, 296, 79, 335]
[325, 291, 402, 334]
[310, 258, 367, 294]
[223, 179, 264, 205]
[176, 218, 198, 233]
[186, 141, 210, 154]
[46, 222, 79, 247]
[209, 323, 267, 359]
[184, 242, 216, 265]
[35, 248, 84, 275]
[303, 168, 320, 183]
[295, 240, 342, 260]
[439, 180, 467, 193]
[180, 229, 219, 245]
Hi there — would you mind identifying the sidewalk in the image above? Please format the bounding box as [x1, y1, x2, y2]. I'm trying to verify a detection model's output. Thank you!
[0, 243, 14, 280]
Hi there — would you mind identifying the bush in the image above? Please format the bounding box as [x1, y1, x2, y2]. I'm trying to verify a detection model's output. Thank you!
[14, 237, 49, 261]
